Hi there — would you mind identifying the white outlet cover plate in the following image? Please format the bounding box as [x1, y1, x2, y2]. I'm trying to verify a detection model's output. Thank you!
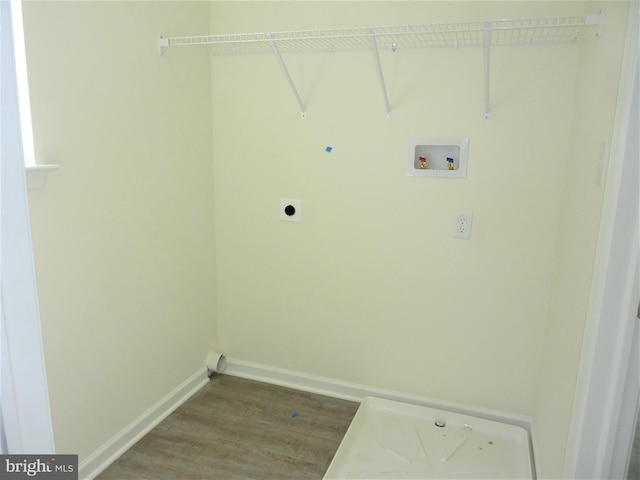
[454, 212, 473, 239]
[280, 198, 302, 222]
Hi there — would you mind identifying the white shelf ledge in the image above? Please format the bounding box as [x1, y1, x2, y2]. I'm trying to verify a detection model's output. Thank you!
[26, 164, 59, 190]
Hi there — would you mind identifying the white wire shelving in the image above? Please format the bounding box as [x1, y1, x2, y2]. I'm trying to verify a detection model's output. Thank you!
[158, 12, 603, 119]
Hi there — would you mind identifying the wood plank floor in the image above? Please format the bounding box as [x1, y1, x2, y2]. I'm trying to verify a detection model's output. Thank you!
[97, 374, 359, 480]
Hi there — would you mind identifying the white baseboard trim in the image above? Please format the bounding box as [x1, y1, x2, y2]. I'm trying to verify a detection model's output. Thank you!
[224, 357, 533, 433]
[79, 368, 210, 480]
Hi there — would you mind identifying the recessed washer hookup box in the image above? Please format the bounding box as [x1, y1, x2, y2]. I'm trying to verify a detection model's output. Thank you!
[408, 138, 469, 178]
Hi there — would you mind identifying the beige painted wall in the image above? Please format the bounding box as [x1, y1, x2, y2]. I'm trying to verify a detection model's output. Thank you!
[211, 0, 579, 413]
[210, 1, 629, 477]
[24, 1, 216, 461]
[533, 1, 631, 477]
[20, 0, 630, 477]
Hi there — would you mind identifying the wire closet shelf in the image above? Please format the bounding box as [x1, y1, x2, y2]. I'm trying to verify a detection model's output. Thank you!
[159, 14, 602, 56]
[158, 12, 602, 120]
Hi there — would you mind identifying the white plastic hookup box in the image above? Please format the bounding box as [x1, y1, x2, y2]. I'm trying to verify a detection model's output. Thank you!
[408, 138, 469, 178]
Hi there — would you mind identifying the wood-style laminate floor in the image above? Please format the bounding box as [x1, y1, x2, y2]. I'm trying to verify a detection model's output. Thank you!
[97, 374, 359, 480]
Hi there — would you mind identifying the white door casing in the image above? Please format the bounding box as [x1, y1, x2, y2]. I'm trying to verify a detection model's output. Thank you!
[0, 0, 55, 454]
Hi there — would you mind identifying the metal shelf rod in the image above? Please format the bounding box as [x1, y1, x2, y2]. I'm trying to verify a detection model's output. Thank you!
[268, 35, 307, 119]
[483, 21, 492, 121]
[369, 28, 392, 119]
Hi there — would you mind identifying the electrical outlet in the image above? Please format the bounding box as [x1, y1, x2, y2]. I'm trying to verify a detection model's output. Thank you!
[454, 212, 473, 239]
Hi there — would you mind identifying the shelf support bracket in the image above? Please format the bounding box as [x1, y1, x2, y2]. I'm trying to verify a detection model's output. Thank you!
[158, 36, 169, 56]
[585, 10, 603, 38]
[369, 28, 392, 119]
[268, 35, 307, 119]
[483, 21, 492, 121]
